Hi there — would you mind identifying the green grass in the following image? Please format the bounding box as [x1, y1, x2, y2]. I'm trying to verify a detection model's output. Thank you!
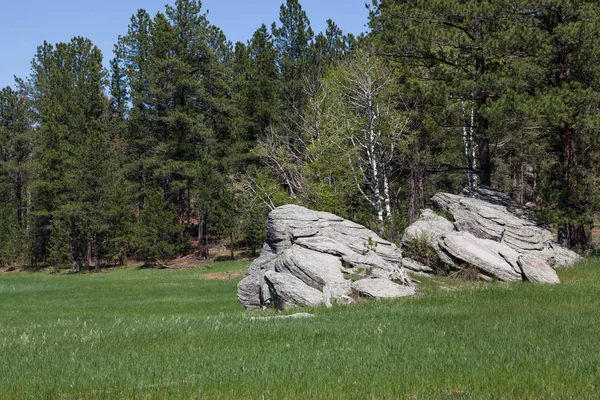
[2, 259, 600, 399]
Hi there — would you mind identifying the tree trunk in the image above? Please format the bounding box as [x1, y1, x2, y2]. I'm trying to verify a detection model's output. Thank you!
[418, 167, 425, 210]
[187, 185, 191, 225]
[558, 123, 588, 249]
[86, 242, 92, 269]
[474, 5, 491, 187]
[558, 224, 588, 249]
[93, 233, 99, 273]
[230, 232, 235, 260]
[366, 96, 384, 223]
[516, 163, 525, 204]
[478, 137, 491, 187]
[408, 165, 417, 225]
[462, 106, 478, 187]
[382, 168, 392, 221]
[15, 170, 24, 224]
[177, 189, 183, 225]
[197, 210, 204, 242]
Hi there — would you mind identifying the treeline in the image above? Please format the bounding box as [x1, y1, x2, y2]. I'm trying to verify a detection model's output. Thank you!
[1, 0, 599, 269]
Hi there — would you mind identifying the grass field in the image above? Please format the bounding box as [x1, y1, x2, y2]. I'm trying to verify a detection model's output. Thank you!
[1, 259, 600, 399]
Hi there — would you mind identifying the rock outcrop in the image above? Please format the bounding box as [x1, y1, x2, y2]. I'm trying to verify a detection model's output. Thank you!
[238, 205, 415, 310]
[401, 209, 456, 270]
[401, 186, 580, 283]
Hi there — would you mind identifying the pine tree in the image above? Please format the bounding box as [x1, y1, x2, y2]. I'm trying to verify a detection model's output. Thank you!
[272, 0, 315, 115]
[0, 204, 22, 267]
[132, 189, 184, 265]
[231, 24, 281, 175]
[47, 215, 73, 269]
[115, 1, 235, 242]
[311, 20, 351, 76]
[528, 2, 600, 248]
[0, 84, 31, 225]
[369, 0, 531, 186]
[28, 37, 127, 267]
[112, 9, 155, 214]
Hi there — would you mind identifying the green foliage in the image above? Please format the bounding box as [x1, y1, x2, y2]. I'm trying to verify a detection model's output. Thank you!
[404, 233, 448, 274]
[272, 0, 315, 113]
[238, 198, 268, 255]
[47, 216, 73, 268]
[232, 24, 280, 145]
[0, 204, 22, 266]
[27, 36, 120, 267]
[102, 175, 134, 263]
[370, 0, 600, 246]
[364, 237, 378, 253]
[132, 190, 184, 263]
[4, 0, 600, 266]
[112, 0, 236, 252]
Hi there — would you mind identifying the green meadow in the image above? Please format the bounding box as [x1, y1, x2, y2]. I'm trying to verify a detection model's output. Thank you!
[1, 260, 600, 399]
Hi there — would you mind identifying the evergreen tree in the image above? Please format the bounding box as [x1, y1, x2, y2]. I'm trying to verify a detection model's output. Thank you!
[114, 1, 234, 242]
[0, 84, 31, 225]
[132, 189, 184, 264]
[369, 0, 532, 186]
[28, 37, 126, 267]
[112, 9, 155, 214]
[237, 25, 280, 144]
[272, 0, 315, 114]
[0, 204, 22, 267]
[528, 2, 600, 248]
[47, 214, 73, 269]
[311, 20, 351, 76]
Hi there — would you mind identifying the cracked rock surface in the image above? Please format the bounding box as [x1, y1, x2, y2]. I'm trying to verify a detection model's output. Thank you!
[238, 205, 415, 310]
[401, 186, 580, 283]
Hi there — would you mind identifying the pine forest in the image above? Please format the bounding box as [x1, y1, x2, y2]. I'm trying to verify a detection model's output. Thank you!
[1, 0, 600, 270]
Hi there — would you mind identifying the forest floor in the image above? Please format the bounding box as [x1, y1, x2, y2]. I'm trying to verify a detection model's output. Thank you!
[1, 259, 600, 399]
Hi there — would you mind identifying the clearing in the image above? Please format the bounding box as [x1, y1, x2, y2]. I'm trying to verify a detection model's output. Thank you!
[1, 259, 599, 399]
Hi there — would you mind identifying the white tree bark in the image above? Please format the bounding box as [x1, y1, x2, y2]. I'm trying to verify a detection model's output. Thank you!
[366, 96, 384, 223]
[462, 104, 478, 188]
[470, 108, 477, 187]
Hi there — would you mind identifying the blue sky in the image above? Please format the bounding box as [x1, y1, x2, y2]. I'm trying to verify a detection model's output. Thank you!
[0, 0, 370, 89]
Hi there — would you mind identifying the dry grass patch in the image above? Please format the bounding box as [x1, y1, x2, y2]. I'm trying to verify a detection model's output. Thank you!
[202, 271, 246, 280]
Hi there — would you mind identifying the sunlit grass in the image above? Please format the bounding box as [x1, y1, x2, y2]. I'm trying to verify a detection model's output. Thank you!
[1, 259, 600, 398]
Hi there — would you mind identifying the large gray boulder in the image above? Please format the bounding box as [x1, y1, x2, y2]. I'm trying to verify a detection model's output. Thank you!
[439, 231, 523, 282]
[432, 189, 580, 267]
[352, 278, 417, 299]
[264, 271, 324, 310]
[238, 205, 415, 310]
[400, 186, 581, 284]
[274, 245, 349, 297]
[458, 185, 535, 220]
[518, 254, 560, 284]
[237, 244, 277, 309]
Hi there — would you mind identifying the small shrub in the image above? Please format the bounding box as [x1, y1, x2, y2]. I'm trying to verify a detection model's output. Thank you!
[364, 237, 378, 253]
[433, 209, 454, 222]
[404, 233, 448, 274]
[450, 265, 481, 281]
[343, 273, 361, 282]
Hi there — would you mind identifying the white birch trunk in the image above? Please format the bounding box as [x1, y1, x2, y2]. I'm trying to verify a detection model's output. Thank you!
[462, 104, 478, 188]
[367, 96, 384, 223]
[382, 167, 392, 221]
[470, 108, 477, 187]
